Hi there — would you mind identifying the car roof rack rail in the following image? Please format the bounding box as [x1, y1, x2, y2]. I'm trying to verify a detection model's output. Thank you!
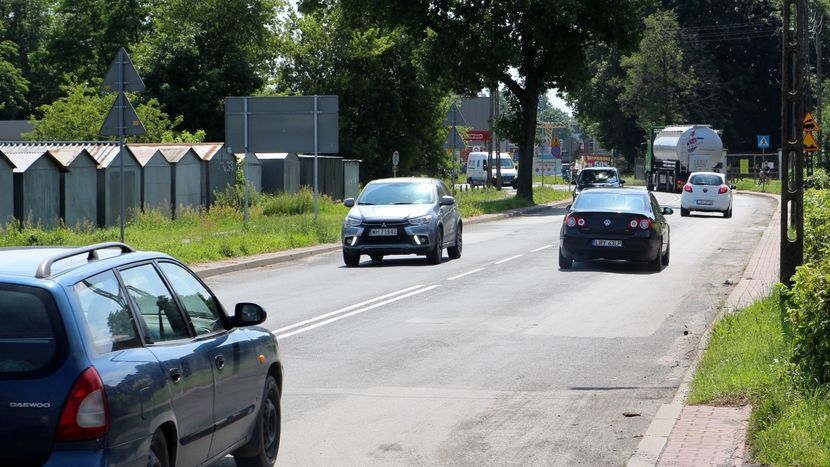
[36, 242, 136, 278]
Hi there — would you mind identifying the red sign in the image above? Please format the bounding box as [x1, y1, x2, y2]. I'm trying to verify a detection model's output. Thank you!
[465, 130, 490, 142]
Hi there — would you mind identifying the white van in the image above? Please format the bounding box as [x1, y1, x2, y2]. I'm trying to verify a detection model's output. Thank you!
[465, 152, 518, 188]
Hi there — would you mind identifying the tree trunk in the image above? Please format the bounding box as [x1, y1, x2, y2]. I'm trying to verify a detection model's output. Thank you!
[516, 91, 539, 202]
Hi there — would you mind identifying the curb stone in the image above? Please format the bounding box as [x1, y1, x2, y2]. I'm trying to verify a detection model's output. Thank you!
[191, 198, 572, 279]
[627, 191, 780, 467]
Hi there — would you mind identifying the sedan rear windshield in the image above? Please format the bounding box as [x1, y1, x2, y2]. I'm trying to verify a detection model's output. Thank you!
[689, 174, 724, 185]
[573, 192, 649, 212]
[0, 284, 67, 378]
[358, 182, 435, 205]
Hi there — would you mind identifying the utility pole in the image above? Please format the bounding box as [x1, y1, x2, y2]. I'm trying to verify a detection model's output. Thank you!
[817, 13, 824, 169]
[781, 0, 807, 285]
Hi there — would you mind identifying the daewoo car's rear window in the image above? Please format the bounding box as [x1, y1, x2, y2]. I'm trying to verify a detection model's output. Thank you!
[0, 284, 67, 378]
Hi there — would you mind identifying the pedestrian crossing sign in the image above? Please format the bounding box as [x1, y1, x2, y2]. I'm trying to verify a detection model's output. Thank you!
[757, 135, 770, 149]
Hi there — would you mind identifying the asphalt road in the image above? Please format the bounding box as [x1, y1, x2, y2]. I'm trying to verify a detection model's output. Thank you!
[209, 191, 776, 466]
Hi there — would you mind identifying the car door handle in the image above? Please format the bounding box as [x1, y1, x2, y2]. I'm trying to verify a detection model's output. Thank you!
[214, 355, 225, 370]
[169, 368, 182, 383]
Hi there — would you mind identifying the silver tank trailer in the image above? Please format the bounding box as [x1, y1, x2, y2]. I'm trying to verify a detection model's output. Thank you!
[652, 125, 724, 172]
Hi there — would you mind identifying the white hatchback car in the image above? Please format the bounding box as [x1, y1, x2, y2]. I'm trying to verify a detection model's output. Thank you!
[680, 172, 734, 218]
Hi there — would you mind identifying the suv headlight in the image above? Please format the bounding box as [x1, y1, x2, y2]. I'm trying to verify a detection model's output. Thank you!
[344, 216, 362, 227]
[408, 215, 434, 225]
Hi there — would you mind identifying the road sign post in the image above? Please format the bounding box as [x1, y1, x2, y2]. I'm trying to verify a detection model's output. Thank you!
[99, 47, 146, 243]
[392, 150, 399, 178]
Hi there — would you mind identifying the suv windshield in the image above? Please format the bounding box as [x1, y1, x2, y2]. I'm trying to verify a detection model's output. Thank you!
[0, 284, 66, 377]
[358, 182, 435, 205]
[578, 169, 618, 186]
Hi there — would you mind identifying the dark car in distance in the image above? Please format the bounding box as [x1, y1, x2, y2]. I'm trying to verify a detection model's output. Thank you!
[341, 177, 462, 266]
[559, 188, 673, 271]
[572, 166, 625, 199]
[0, 242, 282, 467]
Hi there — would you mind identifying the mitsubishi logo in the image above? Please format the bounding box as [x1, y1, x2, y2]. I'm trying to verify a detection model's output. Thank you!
[381, 223, 387, 228]
[603, 219, 611, 227]
[703, 188, 708, 193]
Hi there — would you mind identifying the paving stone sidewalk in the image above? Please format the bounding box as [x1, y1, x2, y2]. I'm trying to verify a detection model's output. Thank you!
[629, 193, 780, 467]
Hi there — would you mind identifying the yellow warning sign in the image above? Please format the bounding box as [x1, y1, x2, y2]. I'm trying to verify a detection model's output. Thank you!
[551, 137, 560, 147]
[804, 112, 820, 132]
[804, 131, 819, 152]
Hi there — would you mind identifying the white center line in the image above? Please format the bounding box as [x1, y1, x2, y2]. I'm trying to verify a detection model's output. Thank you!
[447, 268, 485, 281]
[275, 285, 441, 339]
[531, 245, 553, 252]
[494, 254, 523, 265]
[273, 284, 425, 334]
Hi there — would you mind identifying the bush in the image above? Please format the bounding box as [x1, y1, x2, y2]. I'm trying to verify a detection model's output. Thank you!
[804, 168, 830, 190]
[804, 189, 830, 263]
[212, 182, 261, 210]
[262, 187, 315, 216]
[787, 259, 830, 385]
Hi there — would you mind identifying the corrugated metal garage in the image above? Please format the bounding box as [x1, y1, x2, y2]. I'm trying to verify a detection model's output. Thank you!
[258, 153, 300, 194]
[3, 146, 66, 229]
[299, 154, 344, 200]
[235, 152, 262, 194]
[193, 143, 234, 207]
[49, 147, 99, 228]
[96, 147, 141, 227]
[130, 146, 171, 215]
[159, 147, 202, 216]
[0, 151, 14, 226]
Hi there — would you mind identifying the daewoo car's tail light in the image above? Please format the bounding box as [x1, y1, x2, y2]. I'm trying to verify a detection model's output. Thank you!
[718, 185, 728, 194]
[683, 184, 692, 193]
[565, 214, 585, 228]
[55, 366, 109, 441]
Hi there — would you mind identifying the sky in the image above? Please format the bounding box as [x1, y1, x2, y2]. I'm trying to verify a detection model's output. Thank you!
[547, 90, 573, 116]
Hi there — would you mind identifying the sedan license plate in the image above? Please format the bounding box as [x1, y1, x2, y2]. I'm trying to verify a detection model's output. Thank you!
[592, 239, 622, 247]
[696, 199, 714, 205]
[369, 228, 398, 236]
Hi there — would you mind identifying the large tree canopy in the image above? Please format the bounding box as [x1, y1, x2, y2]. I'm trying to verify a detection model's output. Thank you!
[332, 0, 650, 201]
[281, 4, 448, 181]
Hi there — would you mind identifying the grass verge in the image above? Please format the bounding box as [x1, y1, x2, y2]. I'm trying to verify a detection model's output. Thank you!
[0, 185, 570, 264]
[687, 288, 830, 465]
[733, 177, 781, 194]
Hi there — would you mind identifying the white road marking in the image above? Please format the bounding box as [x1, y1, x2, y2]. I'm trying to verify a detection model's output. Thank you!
[273, 284, 425, 334]
[494, 254, 523, 265]
[447, 268, 485, 281]
[275, 285, 441, 339]
[531, 245, 553, 252]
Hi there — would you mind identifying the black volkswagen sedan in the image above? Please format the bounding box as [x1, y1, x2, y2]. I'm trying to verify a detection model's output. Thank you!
[559, 188, 673, 271]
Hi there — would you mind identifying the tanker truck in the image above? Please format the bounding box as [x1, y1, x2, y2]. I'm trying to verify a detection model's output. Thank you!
[646, 125, 725, 192]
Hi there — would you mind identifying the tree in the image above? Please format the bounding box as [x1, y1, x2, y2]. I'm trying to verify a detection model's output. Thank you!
[618, 11, 698, 129]
[0, 0, 53, 117]
[278, 4, 448, 181]
[568, 46, 643, 164]
[25, 80, 204, 143]
[0, 22, 29, 119]
[333, 0, 650, 202]
[136, 0, 281, 140]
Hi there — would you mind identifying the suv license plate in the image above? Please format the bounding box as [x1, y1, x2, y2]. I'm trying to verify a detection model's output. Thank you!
[592, 239, 622, 247]
[369, 228, 397, 236]
[696, 199, 714, 205]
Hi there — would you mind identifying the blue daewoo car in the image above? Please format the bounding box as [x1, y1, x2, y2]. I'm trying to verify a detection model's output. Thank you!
[0, 242, 282, 467]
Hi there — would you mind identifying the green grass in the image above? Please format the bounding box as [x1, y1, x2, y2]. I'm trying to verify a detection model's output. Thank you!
[0, 184, 570, 264]
[732, 177, 782, 194]
[688, 289, 830, 465]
